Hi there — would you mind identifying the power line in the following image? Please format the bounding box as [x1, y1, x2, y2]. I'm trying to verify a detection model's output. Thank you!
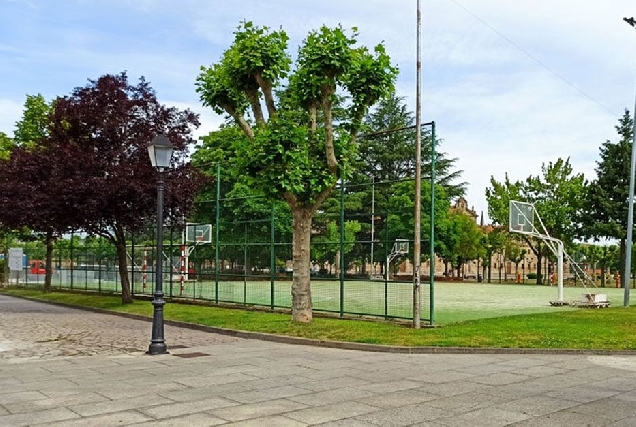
[448, 0, 620, 117]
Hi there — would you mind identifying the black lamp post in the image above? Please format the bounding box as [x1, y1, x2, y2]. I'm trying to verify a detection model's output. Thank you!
[147, 134, 174, 355]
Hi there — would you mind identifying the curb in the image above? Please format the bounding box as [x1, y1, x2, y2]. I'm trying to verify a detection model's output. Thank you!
[4, 293, 636, 356]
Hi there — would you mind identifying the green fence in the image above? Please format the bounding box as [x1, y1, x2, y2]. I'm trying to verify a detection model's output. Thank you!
[9, 174, 433, 322]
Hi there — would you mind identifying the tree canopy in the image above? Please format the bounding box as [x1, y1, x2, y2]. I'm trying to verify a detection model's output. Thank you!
[196, 22, 397, 322]
[5, 73, 203, 301]
[485, 157, 586, 284]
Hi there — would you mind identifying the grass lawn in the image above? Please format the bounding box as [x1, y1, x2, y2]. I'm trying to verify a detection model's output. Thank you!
[2, 286, 636, 350]
[25, 275, 634, 324]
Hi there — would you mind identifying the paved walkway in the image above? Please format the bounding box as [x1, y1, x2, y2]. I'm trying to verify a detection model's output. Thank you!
[1, 295, 636, 426]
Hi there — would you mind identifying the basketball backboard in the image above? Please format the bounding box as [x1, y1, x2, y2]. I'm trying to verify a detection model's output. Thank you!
[393, 239, 409, 255]
[185, 223, 212, 244]
[509, 200, 536, 234]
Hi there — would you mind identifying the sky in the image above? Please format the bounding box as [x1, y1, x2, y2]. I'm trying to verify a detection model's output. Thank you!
[1, 0, 635, 222]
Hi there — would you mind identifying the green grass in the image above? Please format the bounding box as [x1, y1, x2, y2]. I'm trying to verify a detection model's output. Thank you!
[3, 286, 636, 350]
[26, 275, 635, 323]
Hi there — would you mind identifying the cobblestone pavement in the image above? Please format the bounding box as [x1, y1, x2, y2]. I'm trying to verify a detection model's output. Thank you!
[0, 294, 240, 360]
[3, 294, 636, 426]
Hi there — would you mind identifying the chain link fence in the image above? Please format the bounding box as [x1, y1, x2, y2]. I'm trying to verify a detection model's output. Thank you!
[7, 174, 433, 322]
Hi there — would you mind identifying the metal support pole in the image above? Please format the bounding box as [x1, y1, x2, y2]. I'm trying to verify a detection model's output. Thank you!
[557, 241, 564, 302]
[371, 176, 375, 276]
[413, 0, 422, 329]
[270, 204, 275, 310]
[215, 163, 220, 304]
[339, 180, 345, 317]
[148, 171, 168, 355]
[131, 234, 135, 295]
[624, 16, 636, 306]
[70, 231, 74, 290]
[429, 122, 436, 325]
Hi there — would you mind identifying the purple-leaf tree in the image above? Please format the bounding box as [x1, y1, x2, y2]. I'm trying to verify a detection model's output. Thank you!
[48, 72, 202, 303]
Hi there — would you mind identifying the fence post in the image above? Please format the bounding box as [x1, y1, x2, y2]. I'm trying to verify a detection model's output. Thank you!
[215, 163, 220, 304]
[84, 245, 88, 291]
[169, 226, 174, 298]
[57, 239, 62, 289]
[384, 218, 389, 319]
[70, 232, 74, 290]
[339, 180, 345, 317]
[270, 203, 275, 310]
[243, 222, 247, 305]
[131, 233, 135, 295]
[429, 121, 436, 325]
[98, 237, 102, 293]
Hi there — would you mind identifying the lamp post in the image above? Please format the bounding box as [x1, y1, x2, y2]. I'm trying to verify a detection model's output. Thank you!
[147, 134, 174, 355]
[624, 17, 636, 306]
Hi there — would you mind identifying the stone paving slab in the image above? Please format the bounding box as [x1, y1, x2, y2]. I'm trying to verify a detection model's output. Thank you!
[5, 294, 636, 426]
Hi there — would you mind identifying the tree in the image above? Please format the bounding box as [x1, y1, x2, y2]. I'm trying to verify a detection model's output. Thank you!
[483, 227, 506, 283]
[0, 133, 15, 160]
[485, 158, 586, 284]
[47, 73, 202, 303]
[385, 179, 450, 270]
[0, 94, 64, 291]
[505, 241, 526, 283]
[447, 212, 483, 277]
[312, 220, 362, 274]
[191, 130, 297, 277]
[14, 94, 53, 149]
[597, 244, 619, 288]
[0, 143, 87, 291]
[196, 22, 397, 322]
[357, 92, 466, 197]
[584, 110, 634, 287]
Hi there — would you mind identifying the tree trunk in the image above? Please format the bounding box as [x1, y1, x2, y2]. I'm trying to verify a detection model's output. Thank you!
[114, 227, 132, 304]
[291, 207, 313, 323]
[600, 266, 606, 288]
[536, 241, 543, 285]
[44, 231, 54, 293]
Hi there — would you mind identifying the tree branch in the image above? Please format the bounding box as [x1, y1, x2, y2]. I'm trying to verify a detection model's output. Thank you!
[223, 104, 254, 140]
[348, 108, 366, 145]
[309, 103, 317, 135]
[255, 73, 276, 118]
[246, 88, 265, 126]
[321, 84, 338, 175]
[96, 228, 117, 246]
[283, 192, 298, 209]
[313, 184, 335, 212]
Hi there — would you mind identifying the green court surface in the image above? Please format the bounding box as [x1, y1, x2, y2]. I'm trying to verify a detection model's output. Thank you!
[31, 274, 633, 324]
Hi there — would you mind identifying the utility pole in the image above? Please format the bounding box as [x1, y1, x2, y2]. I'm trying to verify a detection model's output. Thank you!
[623, 16, 636, 307]
[413, 0, 422, 328]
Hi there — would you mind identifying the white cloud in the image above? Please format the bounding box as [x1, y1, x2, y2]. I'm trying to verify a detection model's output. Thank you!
[0, 99, 22, 135]
[1, 0, 635, 224]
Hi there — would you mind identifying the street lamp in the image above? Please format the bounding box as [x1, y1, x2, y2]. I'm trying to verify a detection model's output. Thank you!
[147, 134, 174, 355]
[624, 16, 636, 307]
